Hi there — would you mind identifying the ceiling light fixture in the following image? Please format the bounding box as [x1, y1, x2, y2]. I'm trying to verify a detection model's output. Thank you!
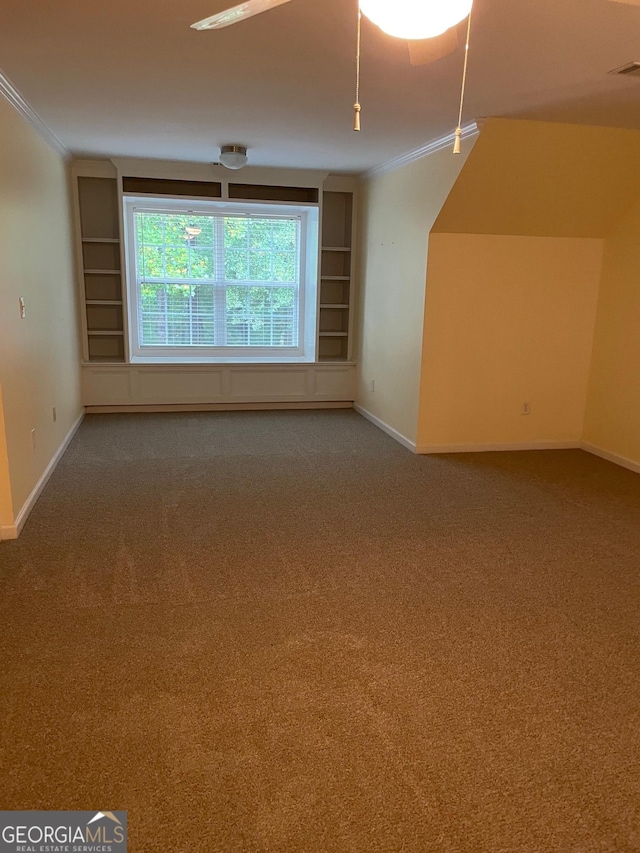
[219, 144, 248, 170]
[193, 0, 476, 153]
[353, 0, 474, 152]
[359, 0, 473, 39]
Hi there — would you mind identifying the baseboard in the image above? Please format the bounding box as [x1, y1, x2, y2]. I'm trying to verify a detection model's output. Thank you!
[581, 442, 640, 475]
[353, 404, 416, 452]
[0, 411, 84, 541]
[415, 440, 580, 454]
[85, 401, 354, 414]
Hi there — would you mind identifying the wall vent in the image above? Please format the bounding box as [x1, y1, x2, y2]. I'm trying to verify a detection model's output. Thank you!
[609, 61, 640, 77]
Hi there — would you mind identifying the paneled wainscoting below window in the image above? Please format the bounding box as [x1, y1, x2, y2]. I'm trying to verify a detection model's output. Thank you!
[81, 363, 356, 411]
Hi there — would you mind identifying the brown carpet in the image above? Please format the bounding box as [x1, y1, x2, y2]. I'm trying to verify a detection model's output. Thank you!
[1, 410, 640, 852]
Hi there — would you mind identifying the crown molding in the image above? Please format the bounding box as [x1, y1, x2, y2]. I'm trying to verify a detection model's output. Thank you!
[362, 121, 479, 180]
[0, 68, 70, 160]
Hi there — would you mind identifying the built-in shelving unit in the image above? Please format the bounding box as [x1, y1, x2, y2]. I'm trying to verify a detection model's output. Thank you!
[77, 175, 125, 362]
[318, 184, 356, 362]
[72, 164, 357, 369]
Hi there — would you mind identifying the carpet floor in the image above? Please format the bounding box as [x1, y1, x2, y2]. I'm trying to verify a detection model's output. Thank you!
[1, 410, 639, 852]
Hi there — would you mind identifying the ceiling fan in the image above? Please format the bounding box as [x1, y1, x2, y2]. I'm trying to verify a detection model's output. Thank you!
[191, 0, 640, 153]
[191, 0, 468, 67]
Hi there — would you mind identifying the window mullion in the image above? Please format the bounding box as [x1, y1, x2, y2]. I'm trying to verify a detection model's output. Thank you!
[187, 233, 193, 346]
[136, 211, 144, 346]
[270, 287, 274, 347]
[214, 216, 226, 346]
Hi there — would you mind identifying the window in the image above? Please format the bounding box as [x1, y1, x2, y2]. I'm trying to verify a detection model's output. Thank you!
[123, 198, 318, 361]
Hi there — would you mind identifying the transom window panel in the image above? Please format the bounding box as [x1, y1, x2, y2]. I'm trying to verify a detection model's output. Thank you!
[134, 210, 301, 350]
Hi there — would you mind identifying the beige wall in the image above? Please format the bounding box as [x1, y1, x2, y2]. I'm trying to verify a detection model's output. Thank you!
[0, 97, 82, 533]
[583, 196, 640, 465]
[0, 385, 14, 527]
[418, 234, 603, 448]
[355, 143, 474, 443]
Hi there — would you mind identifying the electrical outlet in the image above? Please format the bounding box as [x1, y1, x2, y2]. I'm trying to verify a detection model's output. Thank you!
[31, 428, 36, 450]
[522, 401, 531, 416]
[19, 297, 26, 319]
[52, 407, 57, 423]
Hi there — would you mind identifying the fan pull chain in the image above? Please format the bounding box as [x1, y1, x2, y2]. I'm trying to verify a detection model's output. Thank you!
[453, 7, 473, 153]
[354, 5, 362, 131]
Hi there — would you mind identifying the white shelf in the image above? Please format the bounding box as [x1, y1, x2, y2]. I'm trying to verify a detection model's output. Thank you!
[77, 175, 126, 363]
[319, 189, 355, 363]
[82, 237, 120, 244]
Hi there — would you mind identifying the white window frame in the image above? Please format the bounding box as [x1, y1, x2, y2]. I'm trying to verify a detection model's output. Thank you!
[123, 196, 318, 363]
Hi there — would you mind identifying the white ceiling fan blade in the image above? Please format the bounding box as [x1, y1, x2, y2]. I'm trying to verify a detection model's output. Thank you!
[407, 27, 459, 66]
[191, 0, 294, 31]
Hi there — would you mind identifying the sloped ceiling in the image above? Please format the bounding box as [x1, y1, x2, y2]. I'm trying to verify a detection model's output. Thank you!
[433, 119, 640, 237]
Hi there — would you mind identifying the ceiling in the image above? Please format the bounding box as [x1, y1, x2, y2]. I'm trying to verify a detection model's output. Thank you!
[1, 0, 640, 174]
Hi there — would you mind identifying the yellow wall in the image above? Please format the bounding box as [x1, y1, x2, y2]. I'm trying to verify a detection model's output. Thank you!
[583, 196, 640, 465]
[417, 234, 603, 449]
[0, 97, 82, 533]
[434, 120, 640, 238]
[355, 121, 640, 449]
[355, 142, 474, 443]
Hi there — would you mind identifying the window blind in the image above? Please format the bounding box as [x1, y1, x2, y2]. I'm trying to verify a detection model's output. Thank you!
[134, 209, 301, 349]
